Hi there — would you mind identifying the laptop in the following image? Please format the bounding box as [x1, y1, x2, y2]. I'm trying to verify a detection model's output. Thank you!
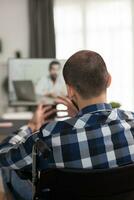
[13, 80, 36, 101]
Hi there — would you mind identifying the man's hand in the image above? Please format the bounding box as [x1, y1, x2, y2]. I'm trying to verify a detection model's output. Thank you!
[55, 96, 79, 118]
[28, 104, 56, 132]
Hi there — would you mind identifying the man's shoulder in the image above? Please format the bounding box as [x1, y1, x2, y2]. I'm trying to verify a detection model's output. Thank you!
[40, 116, 79, 137]
[117, 108, 134, 120]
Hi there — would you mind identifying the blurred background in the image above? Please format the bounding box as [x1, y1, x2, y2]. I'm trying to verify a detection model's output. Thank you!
[0, 0, 134, 116]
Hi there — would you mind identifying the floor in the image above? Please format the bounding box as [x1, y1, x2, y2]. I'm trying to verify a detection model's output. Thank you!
[0, 171, 5, 200]
[0, 193, 5, 200]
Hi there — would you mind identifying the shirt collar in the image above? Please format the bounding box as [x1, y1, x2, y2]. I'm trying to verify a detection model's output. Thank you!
[77, 103, 112, 117]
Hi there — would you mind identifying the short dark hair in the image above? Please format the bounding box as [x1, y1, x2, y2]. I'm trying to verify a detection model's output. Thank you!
[49, 61, 61, 71]
[63, 50, 109, 99]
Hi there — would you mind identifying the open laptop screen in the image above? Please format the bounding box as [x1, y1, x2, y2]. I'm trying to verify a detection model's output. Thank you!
[8, 58, 67, 106]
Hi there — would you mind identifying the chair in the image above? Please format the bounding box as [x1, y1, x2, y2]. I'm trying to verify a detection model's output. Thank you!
[33, 140, 134, 200]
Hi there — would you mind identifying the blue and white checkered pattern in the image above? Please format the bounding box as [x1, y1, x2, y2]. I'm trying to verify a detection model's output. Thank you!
[0, 103, 134, 170]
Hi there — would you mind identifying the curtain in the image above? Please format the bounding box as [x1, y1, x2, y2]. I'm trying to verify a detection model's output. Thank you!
[54, 0, 134, 110]
[29, 0, 56, 58]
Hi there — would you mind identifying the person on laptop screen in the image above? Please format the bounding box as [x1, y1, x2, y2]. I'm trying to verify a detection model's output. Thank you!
[35, 60, 66, 98]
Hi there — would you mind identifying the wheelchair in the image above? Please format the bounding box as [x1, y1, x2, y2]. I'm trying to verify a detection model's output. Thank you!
[3, 139, 134, 200]
[32, 139, 134, 200]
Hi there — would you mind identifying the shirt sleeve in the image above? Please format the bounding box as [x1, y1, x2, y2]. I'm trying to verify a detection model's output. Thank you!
[0, 123, 52, 170]
[0, 127, 35, 169]
[0, 126, 32, 148]
[0, 118, 61, 170]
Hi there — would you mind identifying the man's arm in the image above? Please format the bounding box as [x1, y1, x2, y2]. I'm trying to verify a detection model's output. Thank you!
[0, 131, 39, 169]
[0, 104, 56, 169]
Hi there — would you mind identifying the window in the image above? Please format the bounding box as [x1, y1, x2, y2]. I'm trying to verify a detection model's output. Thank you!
[54, 0, 134, 110]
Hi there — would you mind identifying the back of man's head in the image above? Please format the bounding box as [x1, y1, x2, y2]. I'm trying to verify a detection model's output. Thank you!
[63, 50, 109, 99]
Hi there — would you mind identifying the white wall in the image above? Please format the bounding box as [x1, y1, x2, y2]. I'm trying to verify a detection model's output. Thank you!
[0, 0, 29, 62]
[0, 0, 29, 115]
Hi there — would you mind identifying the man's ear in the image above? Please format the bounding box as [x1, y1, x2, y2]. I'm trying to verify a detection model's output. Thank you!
[107, 73, 112, 88]
[66, 84, 75, 99]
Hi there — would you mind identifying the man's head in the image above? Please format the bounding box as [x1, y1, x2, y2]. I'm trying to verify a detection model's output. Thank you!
[63, 50, 111, 106]
[49, 61, 61, 82]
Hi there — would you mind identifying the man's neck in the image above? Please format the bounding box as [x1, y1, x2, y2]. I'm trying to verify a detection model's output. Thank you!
[77, 93, 107, 110]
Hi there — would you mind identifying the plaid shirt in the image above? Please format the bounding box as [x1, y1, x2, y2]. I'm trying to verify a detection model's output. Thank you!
[0, 103, 134, 170]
